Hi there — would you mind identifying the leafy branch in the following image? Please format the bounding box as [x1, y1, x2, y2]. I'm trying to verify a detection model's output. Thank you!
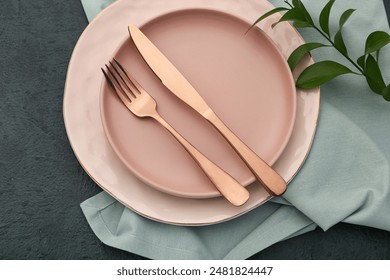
[250, 0, 390, 101]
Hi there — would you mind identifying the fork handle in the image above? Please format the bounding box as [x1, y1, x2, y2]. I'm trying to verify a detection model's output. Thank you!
[204, 110, 287, 196]
[152, 113, 249, 206]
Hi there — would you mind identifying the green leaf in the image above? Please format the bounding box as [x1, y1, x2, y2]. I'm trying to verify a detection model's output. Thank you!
[339, 9, 355, 28]
[292, 21, 313, 28]
[382, 84, 390, 101]
[365, 31, 390, 54]
[296, 61, 353, 89]
[357, 55, 366, 70]
[292, 0, 313, 24]
[333, 9, 355, 57]
[365, 54, 386, 94]
[334, 30, 348, 56]
[319, 0, 335, 37]
[287, 42, 327, 71]
[272, 7, 311, 28]
[248, 7, 289, 31]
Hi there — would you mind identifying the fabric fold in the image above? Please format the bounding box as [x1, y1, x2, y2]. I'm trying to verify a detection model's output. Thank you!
[283, 102, 390, 231]
[81, 192, 315, 259]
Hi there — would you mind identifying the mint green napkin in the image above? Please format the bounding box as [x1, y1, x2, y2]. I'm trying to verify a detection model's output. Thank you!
[79, 0, 390, 259]
[80, 0, 112, 22]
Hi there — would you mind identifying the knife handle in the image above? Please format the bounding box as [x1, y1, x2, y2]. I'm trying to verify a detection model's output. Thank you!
[152, 113, 250, 206]
[204, 110, 287, 196]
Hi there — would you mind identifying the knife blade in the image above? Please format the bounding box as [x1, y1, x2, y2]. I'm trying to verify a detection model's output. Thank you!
[128, 24, 286, 196]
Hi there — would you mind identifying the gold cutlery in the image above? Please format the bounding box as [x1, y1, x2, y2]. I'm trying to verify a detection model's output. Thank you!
[102, 59, 250, 206]
[128, 25, 287, 196]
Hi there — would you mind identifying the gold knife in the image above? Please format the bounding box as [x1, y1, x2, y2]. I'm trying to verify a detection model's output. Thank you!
[128, 25, 287, 196]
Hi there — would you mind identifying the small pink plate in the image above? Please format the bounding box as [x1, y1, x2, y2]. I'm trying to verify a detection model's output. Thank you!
[100, 9, 296, 198]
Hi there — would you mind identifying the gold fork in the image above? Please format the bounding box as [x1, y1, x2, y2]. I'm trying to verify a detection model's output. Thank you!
[102, 59, 250, 206]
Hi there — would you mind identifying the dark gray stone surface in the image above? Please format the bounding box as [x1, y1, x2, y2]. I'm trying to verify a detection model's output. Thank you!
[0, 0, 389, 259]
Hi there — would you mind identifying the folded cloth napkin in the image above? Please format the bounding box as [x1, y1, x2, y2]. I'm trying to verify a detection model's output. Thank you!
[79, 0, 390, 259]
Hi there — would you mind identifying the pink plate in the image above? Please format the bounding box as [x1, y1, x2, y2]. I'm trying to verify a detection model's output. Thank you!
[100, 9, 296, 198]
[63, 0, 320, 226]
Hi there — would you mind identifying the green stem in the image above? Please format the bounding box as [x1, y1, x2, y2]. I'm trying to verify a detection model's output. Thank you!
[351, 72, 364, 76]
[284, 1, 294, 8]
[312, 25, 365, 74]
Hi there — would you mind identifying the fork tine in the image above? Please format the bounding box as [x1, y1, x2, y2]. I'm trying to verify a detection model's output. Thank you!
[105, 64, 123, 91]
[113, 59, 145, 95]
[109, 60, 139, 100]
[106, 62, 132, 97]
[104, 64, 127, 97]
[102, 66, 132, 106]
[101, 67, 116, 91]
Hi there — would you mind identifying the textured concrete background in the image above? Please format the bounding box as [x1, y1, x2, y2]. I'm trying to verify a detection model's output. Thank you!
[0, 0, 389, 259]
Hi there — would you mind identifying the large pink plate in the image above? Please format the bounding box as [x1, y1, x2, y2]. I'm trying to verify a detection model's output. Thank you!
[101, 9, 296, 198]
[64, 0, 320, 226]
